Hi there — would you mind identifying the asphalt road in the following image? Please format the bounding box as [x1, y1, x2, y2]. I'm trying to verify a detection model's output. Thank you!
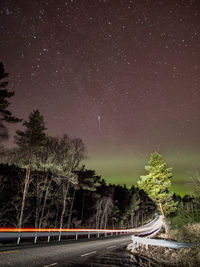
[0, 216, 163, 266]
[0, 235, 132, 267]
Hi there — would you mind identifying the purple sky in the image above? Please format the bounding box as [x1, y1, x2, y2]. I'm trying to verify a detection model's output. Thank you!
[1, 0, 200, 192]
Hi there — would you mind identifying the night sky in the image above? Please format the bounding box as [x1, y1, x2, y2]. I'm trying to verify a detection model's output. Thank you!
[1, 0, 200, 194]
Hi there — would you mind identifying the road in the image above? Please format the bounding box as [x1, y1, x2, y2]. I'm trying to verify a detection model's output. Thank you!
[0, 235, 132, 267]
[0, 216, 163, 266]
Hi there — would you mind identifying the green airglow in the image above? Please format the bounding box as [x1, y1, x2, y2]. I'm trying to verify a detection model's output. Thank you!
[85, 152, 200, 197]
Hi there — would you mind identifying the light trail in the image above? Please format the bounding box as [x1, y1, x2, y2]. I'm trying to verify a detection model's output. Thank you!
[0, 227, 127, 233]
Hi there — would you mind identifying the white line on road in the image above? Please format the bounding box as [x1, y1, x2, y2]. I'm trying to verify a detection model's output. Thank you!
[81, 251, 96, 257]
[107, 245, 116, 249]
[43, 263, 58, 267]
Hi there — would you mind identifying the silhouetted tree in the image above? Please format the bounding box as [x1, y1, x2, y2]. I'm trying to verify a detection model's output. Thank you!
[0, 62, 21, 140]
[75, 167, 101, 224]
[14, 110, 48, 228]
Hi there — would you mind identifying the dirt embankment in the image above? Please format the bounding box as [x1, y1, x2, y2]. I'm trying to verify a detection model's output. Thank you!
[128, 223, 200, 267]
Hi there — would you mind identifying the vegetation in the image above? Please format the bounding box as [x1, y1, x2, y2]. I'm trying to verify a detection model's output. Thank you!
[13, 110, 48, 228]
[129, 222, 200, 267]
[1, 63, 199, 237]
[0, 62, 21, 140]
[0, 163, 156, 229]
[130, 163, 200, 266]
[137, 152, 177, 217]
[0, 103, 156, 229]
[168, 223, 200, 266]
[169, 195, 200, 229]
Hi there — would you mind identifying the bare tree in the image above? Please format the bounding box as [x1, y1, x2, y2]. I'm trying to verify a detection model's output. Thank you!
[96, 196, 114, 229]
[38, 135, 85, 230]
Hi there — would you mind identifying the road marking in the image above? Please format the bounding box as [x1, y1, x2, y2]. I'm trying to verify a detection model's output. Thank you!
[0, 250, 19, 255]
[81, 251, 96, 257]
[107, 245, 116, 249]
[43, 263, 58, 267]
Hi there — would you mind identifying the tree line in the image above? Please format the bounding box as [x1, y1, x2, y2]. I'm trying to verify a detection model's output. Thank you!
[0, 62, 156, 229]
[1, 61, 199, 231]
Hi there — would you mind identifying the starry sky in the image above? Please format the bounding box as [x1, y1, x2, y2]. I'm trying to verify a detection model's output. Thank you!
[1, 0, 200, 195]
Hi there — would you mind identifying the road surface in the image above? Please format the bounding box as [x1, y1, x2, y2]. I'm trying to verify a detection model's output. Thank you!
[0, 216, 163, 266]
[0, 235, 132, 266]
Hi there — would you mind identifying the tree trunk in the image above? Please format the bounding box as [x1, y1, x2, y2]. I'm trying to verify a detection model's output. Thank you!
[18, 164, 31, 229]
[39, 177, 51, 229]
[130, 212, 134, 228]
[96, 204, 101, 229]
[67, 188, 76, 228]
[104, 211, 108, 229]
[55, 205, 59, 228]
[80, 190, 85, 222]
[158, 201, 169, 233]
[59, 180, 70, 230]
[158, 201, 165, 216]
[100, 200, 108, 229]
[35, 180, 39, 228]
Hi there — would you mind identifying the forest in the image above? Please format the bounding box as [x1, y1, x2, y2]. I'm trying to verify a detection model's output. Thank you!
[0, 61, 200, 231]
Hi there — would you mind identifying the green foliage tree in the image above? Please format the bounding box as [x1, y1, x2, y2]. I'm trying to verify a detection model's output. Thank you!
[137, 151, 177, 217]
[14, 110, 47, 228]
[0, 62, 21, 140]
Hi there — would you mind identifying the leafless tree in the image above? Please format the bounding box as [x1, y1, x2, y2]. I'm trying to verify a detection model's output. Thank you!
[96, 196, 114, 229]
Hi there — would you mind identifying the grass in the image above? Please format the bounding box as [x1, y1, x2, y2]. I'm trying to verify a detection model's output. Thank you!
[167, 223, 200, 266]
[130, 223, 200, 266]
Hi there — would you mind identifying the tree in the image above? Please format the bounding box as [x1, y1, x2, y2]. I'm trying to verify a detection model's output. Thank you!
[75, 167, 101, 224]
[137, 152, 177, 218]
[46, 135, 85, 229]
[96, 195, 114, 229]
[0, 62, 21, 140]
[34, 136, 59, 228]
[14, 110, 47, 228]
[126, 190, 140, 228]
[28, 134, 85, 229]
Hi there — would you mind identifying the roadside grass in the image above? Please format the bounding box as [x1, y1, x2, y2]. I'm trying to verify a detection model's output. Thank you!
[128, 223, 200, 267]
[168, 223, 200, 266]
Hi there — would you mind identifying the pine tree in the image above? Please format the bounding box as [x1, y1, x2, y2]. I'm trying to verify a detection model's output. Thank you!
[14, 110, 47, 228]
[15, 110, 47, 157]
[0, 62, 21, 140]
[137, 152, 177, 217]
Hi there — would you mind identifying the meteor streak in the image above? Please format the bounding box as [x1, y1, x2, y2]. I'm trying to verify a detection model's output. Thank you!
[97, 115, 101, 132]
